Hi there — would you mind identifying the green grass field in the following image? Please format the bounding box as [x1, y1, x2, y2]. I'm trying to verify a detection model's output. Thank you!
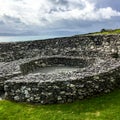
[0, 89, 120, 120]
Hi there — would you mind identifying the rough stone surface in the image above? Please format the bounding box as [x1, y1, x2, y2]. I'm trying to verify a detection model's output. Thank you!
[4, 59, 120, 104]
[0, 34, 120, 104]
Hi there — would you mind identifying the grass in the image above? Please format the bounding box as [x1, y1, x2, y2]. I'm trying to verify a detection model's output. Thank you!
[0, 89, 120, 120]
[89, 29, 120, 35]
[76, 28, 120, 36]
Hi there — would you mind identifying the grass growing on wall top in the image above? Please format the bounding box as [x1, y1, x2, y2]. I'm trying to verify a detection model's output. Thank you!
[0, 89, 120, 120]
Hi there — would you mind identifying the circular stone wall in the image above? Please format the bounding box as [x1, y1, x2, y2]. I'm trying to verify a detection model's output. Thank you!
[20, 56, 91, 75]
[4, 59, 120, 104]
[1, 34, 120, 104]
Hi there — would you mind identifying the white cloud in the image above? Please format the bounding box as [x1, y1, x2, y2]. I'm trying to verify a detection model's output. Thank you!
[0, 0, 120, 29]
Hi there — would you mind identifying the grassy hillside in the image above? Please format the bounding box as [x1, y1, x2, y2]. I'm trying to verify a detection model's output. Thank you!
[89, 29, 120, 35]
[0, 89, 120, 120]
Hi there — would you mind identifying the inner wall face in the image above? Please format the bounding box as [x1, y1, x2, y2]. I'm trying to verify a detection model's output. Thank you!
[35, 66, 79, 74]
[20, 57, 89, 75]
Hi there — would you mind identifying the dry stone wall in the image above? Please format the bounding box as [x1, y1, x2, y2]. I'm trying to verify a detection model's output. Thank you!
[4, 59, 120, 104]
[0, 35, 120, 62]
[20, 56, 92, 75]
[0, 34, 120, 104]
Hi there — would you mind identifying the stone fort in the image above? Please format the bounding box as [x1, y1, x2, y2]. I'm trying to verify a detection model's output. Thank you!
[0, 34, 120, 104]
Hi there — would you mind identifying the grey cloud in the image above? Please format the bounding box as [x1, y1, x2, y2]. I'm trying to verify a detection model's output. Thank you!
[3, 15, 23, 24]
[50, 0, 68, 5]
[0, 20, 4, 25]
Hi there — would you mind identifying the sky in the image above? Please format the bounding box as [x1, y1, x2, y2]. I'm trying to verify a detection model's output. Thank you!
[0, 0, 120, 36]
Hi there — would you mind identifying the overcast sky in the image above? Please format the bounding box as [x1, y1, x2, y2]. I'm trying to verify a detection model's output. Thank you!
[0, 0, 120, 36]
